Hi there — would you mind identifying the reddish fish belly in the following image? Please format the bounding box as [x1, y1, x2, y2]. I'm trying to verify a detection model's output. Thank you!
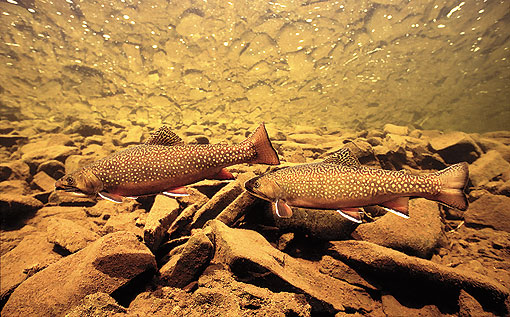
[104, 166, 223, 196]
[287, 193, 417, 210]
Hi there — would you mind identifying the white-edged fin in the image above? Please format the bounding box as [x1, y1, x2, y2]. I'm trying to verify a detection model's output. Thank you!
[125, 196, 138, 200]
[275, 199, 293, 218]
[162, 191, 190, 197]
[336, 209, 362, 223]
[380, 206, 410, 219]
[98, 191, 123, 203]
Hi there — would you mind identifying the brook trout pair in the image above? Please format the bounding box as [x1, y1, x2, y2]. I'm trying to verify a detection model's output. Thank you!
[55, 124, 280, 202]
[245, 148, 469, 223]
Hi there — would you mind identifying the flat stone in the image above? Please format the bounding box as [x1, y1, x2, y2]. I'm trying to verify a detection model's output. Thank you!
[101, 210, 144, 238]
[0, 160, 30, 181]
[328, 240, 510, 315]
[383, 123, 409, 136]
[0, 194, 43, 225]
[31, 171, 55, 192]
[0, 232, 62, 304]
[36, 160, 65, 180]
[143, 195, 181, 252]
[207, 220, 373, 314]
[464, 194, 510, 233]
[469, 150, 510, 187]
[215, 190, 257, 226]
[160, 230, 213, 288]
[0, 134, 27, 147]
[353, 198, 443, 258]
[2, 231, 156, 317]
[46, 218, 100, 253]
[65, 292, 127, 317]
[429, 132, 481, 164]
[22, 145, 80, 167]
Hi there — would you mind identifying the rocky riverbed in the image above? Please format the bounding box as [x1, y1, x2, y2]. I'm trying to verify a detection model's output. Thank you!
[1, 119, 510, 316]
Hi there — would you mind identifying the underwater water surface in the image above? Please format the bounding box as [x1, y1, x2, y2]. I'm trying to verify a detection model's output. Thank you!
[0, 0, 509, 132]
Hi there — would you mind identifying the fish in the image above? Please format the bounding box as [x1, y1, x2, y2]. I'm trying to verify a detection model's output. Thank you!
[244, 148, 469, 223]
[55, 123, 280, 203]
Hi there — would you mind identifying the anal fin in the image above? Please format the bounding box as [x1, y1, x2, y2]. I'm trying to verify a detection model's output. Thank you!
[380, 197, 410, 219]
[275, 199, 293, 218]
[213, 168, 235, 180]
[163, 186, 190, 197]
[98, 191, 124, 203]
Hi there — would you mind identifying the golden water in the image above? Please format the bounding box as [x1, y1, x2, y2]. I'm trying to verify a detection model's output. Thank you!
[0, 0, 509, 132]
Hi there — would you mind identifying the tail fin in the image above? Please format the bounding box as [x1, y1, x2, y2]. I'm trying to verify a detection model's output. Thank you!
[432, 162, 469, 210]
[243, 123, 280, 165]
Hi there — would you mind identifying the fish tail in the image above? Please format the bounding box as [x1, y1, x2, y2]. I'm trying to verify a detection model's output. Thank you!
[431, 162, 469, 210]
[243, 123, 280, 165]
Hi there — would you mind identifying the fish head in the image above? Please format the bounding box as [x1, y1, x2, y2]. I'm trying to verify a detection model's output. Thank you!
[244, 174, 283, 202]
[55, 169, 103, 197]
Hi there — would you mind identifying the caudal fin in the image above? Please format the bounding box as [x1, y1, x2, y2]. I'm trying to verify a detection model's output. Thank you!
[432, 162, 469, 210]
[243, 123, 280, 165]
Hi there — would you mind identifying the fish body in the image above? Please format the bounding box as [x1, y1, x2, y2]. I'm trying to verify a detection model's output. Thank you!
[245, 148, 469, 223]
[56, 123, 280, 202]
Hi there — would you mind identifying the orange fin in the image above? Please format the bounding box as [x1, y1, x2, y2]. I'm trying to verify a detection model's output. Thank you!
[380, 197, 410, 218]
[98, 191, 123, 203]
[243, 123, 280, 165]
[213, 168, 235, 180]
[275, 199, 293, 218]
[336, 208, 363, 223]
[163, 186, 189, 197]
[432, 162, 469, 210]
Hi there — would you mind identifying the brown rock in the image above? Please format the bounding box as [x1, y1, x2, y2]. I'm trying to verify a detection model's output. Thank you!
[469, 150, 510, 187]
[31, 171, 55, 192]
[47, 190, 97, 207]
[36, 160, 65, 180]
[65, 292, 126, 317]
[46, 218, 100, 253]
[328, 240, 510, 315]
[0, 160, 30, 181]
[143, 195, 181, 252]
[0, 232, 62, 304]
[383, 123, 409, 136]
[0, 134, 27, 147]
[160, 230, 214, 288]
[353, 199, 443, 258]
[207, 220, 373, 314]
[381, 294, 441, 316]
[1, 231, 156, 317]
[22, 145, 80, 167]
[102, 210, 144, 237]
[464, 194, 510, 232]
[215, 190, 257, 226]
[429, 132, 481, 164]
[0, 180, 31, 196]
[0, 194, 43, 225]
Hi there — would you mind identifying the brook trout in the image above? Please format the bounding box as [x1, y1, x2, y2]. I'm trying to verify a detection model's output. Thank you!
[245, 148, 468, 223]
[55, 123, 280, 202]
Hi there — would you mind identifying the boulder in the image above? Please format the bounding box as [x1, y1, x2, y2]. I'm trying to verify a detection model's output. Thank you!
[31, 171, 55, 192]
[0, 194, 43, 225]
[469, 150, 510, 187]
[0, 160, 30, 181]
[1, 231, 156, 317]
[143, 194, 181, 252]
[328, 240, 510, 315]
[159, 230, 214, 288]
[46, 218, 100, 253]
[21, 145, 80, 167]
[36, 160, 65, 180]
[0, 232, 62, 305]
[464, 194, 510, 233]
[383, 123, 409, 136]
[206, 220, 373, 314]
[428, 132, 481, 164]
[215, 190, 257, 226]
[353, 198, 443, 258]
[65, 292, 126, 317]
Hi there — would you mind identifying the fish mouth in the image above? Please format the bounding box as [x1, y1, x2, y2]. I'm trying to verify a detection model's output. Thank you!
[54, 182, 89, 197]
[244, 176, 271, 202]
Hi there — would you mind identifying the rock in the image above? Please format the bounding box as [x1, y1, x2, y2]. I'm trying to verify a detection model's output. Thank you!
[47, 190, 97, 207]
[429, 132, 481, 164]
[31, 171, 55, 192]
[190, 175, 248, 230]
[21, 145, 80, 168]
[64, 155, 96, 174]
[288, 133, 325, 145]
[458, 289, 487, 317]
[46, 218, 100, 253]
[102, 210, 144, 237]
[381, 294, 442, 316]
[129, 266, 311, 316]
[207, 220, 373, 314]
[469, 150, 510, 187]
[143, 195, 181, 252]
[65, 292, 126, 317]
[0, 232, 62, 305]
[160, 230, 214, 288]
[0, 194, 43, 225]
[36, 160, 65, 180]
[87, 199, 140, 217]
[464, 194, 510, 233]
[0, 180, 31, 196]
[383, 124, 409, 136]
[0, 160, 30, 181]
[120, 125, 143, 145]
[328, 240, 510, 315]
[319, 255, 379, 291]
[64, 120, 103, 137]
[215, 190, 257, 226]
[353, 199, 443, 258]
[1, 231, 156, 317]
[0, 134, 27, 147]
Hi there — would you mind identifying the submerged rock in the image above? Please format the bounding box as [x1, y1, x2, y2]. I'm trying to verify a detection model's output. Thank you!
[464, 194, 510, 233]
[0, 194, 43, 225]
[1, 231, 156, 317]
[143, 194, 181, 252]
[469, 150, 510, 187]
[65, 292, 127, 317]
[46, 218, 100, 253]
[428, 132, 481, 164]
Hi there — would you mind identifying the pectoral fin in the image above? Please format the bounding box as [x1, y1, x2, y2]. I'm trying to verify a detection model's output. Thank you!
[380, 197, 410, 218]
[163, 186, 190, 197]
[213, 168, 235, 180]
[98, 191, 124, 203]
[275, 199, 293, 218]
[336, 208, 363, 223]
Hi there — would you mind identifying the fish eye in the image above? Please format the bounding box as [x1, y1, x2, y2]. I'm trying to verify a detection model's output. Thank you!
[66, 176, 75, 185]
[253, 180, 260, 188]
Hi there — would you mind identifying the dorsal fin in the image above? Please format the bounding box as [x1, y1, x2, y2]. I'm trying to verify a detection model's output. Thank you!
[323, 148, 361, 167]
[144, 126, 184, 146]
